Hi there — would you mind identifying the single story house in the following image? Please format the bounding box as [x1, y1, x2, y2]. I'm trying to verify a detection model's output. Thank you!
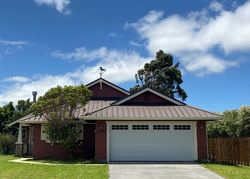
[9, 78, 220, 162]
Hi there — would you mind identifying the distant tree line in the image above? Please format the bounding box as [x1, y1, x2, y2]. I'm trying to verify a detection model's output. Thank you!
[0, 99, 32, 135]
[208, 106, 250, 138]
[0, 99, 32, 154]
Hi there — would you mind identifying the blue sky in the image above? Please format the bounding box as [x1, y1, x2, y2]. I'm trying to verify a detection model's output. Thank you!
[0, 0, 250, 112]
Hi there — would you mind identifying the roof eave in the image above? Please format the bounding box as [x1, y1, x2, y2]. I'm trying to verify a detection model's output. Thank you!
[7, 120, 20, 127]
[82, 116, 221, 121]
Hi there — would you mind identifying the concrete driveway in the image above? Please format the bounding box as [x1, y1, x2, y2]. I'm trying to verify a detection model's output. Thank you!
[109, 163, 224, 179]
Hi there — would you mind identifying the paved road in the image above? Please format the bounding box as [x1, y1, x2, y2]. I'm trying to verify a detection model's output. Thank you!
[109, 163, 224, 179]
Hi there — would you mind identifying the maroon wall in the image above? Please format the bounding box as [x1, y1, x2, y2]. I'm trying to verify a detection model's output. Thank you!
[89, 82, 128, 99]
[197, 120, 208, 160]
[95, 120, 107, 161]
[32, 124, 70, 159]
[32, 124, 95, 159]
[82, 124, 95, 159]
[123, 91, 176, 105]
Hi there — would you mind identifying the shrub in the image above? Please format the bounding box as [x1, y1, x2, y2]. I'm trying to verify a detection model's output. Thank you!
[0, 133, 16, 154]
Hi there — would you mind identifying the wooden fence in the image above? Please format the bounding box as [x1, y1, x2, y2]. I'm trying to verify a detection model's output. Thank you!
[208, 137, 250, 166]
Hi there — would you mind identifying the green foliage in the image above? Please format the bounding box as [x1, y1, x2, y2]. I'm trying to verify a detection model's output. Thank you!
[0, 99, 32, 135]
[130, 50, 187, 100]
[0, 102, 15, 133]
[31, 85, 91, 121]
[208, 106, 250, 137]
[31, 85, 92, 155]
[0, 134, 16, 154]
[16, 99, 32, 113]
[45, 121, 81, 154]
[237, 106, 250, 137]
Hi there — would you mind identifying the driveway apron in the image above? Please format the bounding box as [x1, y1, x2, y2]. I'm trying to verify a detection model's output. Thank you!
[109, 163, 224, 179]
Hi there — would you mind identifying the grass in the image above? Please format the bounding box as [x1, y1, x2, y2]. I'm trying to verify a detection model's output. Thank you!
[0, 155, 108, 179]
[26, 158, 101, 164]
[202, 162, 250, 179]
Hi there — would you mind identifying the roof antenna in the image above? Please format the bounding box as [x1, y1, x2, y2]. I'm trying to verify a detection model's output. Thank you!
[99, 67, 106, 90]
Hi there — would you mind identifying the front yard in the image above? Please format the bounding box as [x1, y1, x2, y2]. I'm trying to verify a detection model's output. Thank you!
[0, 155, 108, 179]
[202, 163, 250, 179]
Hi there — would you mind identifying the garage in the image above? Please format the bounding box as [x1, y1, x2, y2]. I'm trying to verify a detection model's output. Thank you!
[107, 122, 197, 162]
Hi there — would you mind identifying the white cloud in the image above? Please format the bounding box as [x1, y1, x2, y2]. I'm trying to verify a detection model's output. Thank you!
[0, 40, 28, 46]
[34, 0, 71, 15]
[107, 32, 119, 38]
[77, 50, 150, 83]
[52, 47, 150, 82]
[127, 1, 250, 75]
[0, 40, 29, 56]
[129, 40, 142, 47]
[51, 47, 108, 61]
[209, 1, 224, 12]
[181, 53, 238, 76]
[0, 47, 150, 106]
[3, 76, 31, 83]
[0, 74, 76, 106]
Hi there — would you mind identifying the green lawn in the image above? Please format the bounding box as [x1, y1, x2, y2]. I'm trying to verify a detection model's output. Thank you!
[202, 163, 250, 179]
[26, 158, 101, 164]
[0, 155, 108, 179]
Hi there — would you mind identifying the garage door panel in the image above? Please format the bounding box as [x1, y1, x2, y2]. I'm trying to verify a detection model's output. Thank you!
[109, 122, 196, 161]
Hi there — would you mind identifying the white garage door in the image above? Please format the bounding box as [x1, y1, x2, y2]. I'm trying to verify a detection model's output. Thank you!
[108, 122, 197, 161]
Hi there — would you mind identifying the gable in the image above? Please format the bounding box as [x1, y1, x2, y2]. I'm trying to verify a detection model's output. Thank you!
[114, 88, 184, 106]
[87, 79, 129, 100]
[121, 91, 177, 105]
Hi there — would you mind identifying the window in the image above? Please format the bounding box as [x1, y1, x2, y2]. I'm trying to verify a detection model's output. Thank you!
[174, 125, 191, 130]
[112, 125, 128, 130]
[153, 125, 170, 130]
[40, 124, 47, 141]
[132, 125, 149, 130]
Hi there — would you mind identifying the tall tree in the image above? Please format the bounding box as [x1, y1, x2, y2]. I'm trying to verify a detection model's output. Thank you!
[0, 102, 16, 134]
[31, 85, 92, 156]
[0, 99, 32, 135]
[16, 99, 32, 113]
[130, 50, 187, 100]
